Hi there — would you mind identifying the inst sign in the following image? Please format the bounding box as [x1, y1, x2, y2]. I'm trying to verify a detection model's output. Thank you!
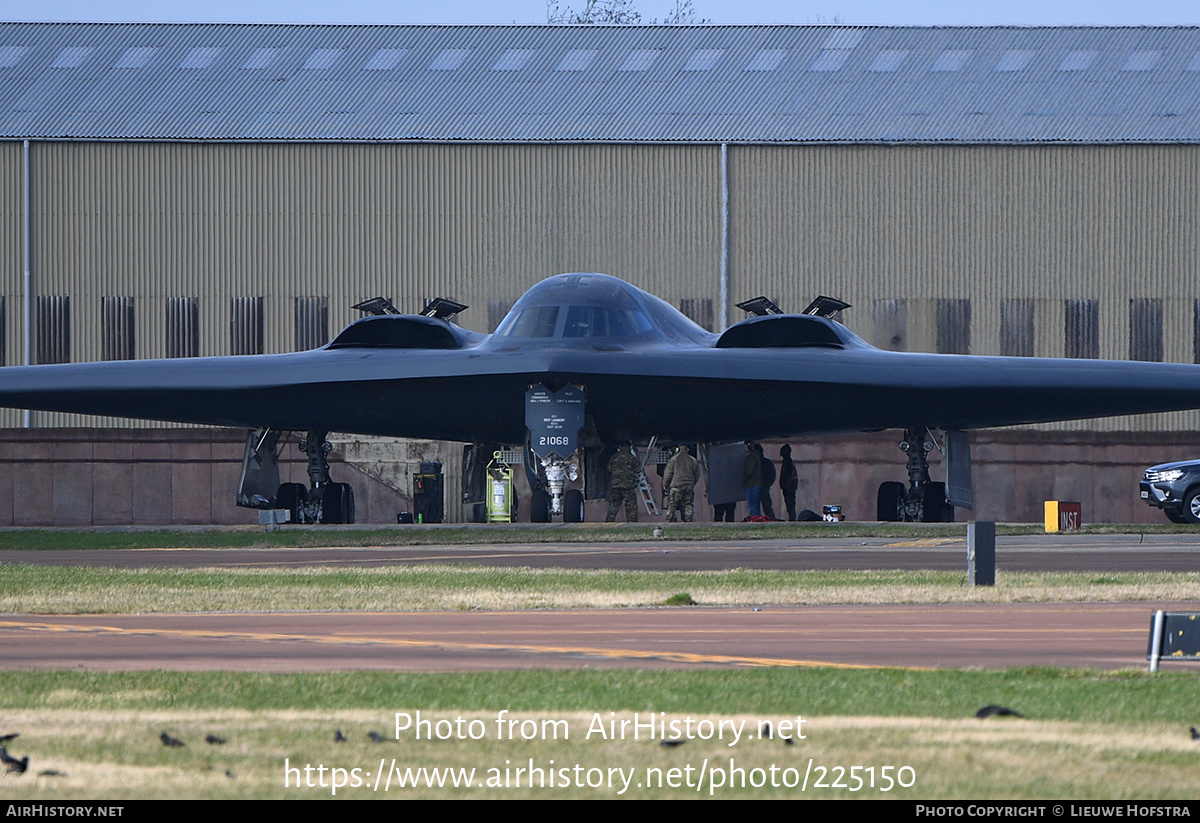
[1044, 500, 1081, 532]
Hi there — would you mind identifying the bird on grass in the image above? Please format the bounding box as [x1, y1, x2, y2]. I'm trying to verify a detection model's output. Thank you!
[334, 730, 347, 743]
[658, 739, 686, 748]
[205, 734, 226, 745]
[975, 705, 1023, 719]
[1190, 726, 1199, 741]
[160, 732, 186, 747]
[760, 722, 772, 739]
[0, 733, 18, 744]
[0, 746, 28, 774]
[368, 731, 389, 743]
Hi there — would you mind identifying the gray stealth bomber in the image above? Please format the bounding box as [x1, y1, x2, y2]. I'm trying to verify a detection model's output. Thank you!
[2, 272, 1199, 523]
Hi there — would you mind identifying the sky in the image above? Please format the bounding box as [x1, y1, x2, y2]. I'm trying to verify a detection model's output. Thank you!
[7, 0, 1200, 28]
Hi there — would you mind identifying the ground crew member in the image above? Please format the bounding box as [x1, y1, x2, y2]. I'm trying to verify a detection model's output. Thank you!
[758, 443, 778, 520]
[606, 441, 640, 522]
[663, 444, 699, 522]
[778, 443, 799, 521]
[743, 441, 762, 517]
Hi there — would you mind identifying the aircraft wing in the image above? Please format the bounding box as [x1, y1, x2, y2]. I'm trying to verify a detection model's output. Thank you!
[0, 311, 1199, 445]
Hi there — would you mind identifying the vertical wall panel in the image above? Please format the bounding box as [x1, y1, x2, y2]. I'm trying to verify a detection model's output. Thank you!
[35, 295, 69, 365]
[936, 298, 971, 355]
[0, 143, 22, 425]
[1000, 299, 1034, 357]
[729, 143, 1200, 431]
[100, 296, 135, 361]
[1130, 298, 1164, 362]
[294, 296, 329, 351]
[166, 297, 199, 358]
[1065, 299, 1100, 359]
[230, 296, 264, 356]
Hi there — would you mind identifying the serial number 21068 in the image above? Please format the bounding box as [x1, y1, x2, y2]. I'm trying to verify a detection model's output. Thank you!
[539, 436, 572, 446]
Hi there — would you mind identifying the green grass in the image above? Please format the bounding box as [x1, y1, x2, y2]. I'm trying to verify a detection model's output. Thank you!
[2, 565, 1197, 612]
[2, 669, 1198, 799]
[0, 667, 1193, 720]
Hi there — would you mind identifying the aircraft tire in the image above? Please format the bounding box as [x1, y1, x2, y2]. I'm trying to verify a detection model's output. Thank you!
[531, 490, 551, 523]
[876, 481, 904, 522]
[274, 482, 307, 524]
[321, 482, 353, 524]
[563, 489, 585, 523]
[922, 481, 948, 523]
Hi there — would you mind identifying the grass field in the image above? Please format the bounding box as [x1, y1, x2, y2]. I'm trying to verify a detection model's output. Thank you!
[0, 565, 1197, 612]
[1, 525, 1197, 799]
[1, 668, 1198, 800]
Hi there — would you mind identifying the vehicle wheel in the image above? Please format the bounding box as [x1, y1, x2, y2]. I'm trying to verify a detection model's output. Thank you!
[563, 489, 585, 523]
[274, 482, 307, 523]
[531, 490, 551, 523]
[922, 482, 947, 523]
[876, 481, 904, 522]
[1183, 487, 1200, 524]
[1165, 508, 1189, 524]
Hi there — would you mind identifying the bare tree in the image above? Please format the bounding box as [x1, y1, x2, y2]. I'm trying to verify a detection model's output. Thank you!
[546, 0, 710, 25]
[547, 0, 641, 24]
[651, 0, 710, 24]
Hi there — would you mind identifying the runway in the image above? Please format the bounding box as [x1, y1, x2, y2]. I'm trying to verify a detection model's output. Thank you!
[1, 532, 1197, 673]
[1, 601, 1194, 672]
[4, 532, 1200, 571]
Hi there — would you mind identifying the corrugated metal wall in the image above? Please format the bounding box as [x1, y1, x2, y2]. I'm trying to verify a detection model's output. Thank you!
[729, 144, 1200, 431]
[5, 139, 1200, 431]
[0, 142, 21, 427]
[13, 140, 721, 426]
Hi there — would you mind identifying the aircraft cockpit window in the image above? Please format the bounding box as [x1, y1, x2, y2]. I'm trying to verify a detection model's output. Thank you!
[562, 305, 652, 338]
[501, 305, 560, 338]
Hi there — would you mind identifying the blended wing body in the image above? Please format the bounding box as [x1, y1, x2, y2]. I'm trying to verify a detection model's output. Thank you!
[1, 272, 1199, 444]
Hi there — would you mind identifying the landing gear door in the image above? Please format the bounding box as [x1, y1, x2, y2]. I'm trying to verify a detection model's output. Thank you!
[525, 384, 584, 461]
[945, 428, 973, 510]
[236, 428, 283, 509]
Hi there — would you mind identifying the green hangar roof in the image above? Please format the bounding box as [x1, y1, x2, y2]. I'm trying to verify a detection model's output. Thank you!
[4, 22, 1200, 143]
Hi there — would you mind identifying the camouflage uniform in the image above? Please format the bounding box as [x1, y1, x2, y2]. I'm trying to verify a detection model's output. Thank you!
[663, 446, 699, 522]
[606, 447, 641, 522]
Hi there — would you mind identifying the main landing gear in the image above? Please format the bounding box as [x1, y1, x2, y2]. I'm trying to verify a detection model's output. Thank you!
[236, 428, 355, 524]
[876, 426, 953, 522]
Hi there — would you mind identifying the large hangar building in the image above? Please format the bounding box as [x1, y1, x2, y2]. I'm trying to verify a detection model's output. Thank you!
[2, 22, 1200, 524]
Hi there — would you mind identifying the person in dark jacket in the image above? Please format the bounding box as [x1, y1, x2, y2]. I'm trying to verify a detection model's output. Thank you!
[757, 443, 778, 520]
[743, 441, 762, 517]
[779, 443, 799, 521]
